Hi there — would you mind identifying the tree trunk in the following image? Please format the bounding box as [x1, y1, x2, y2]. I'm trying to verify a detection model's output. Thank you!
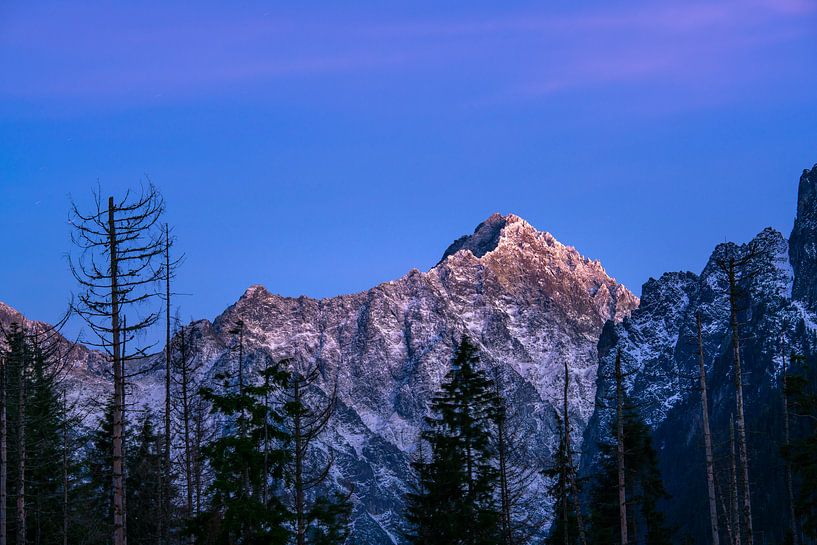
[163, 225, 171, 545]
[62, 391, 69, 545]
[615, 351, 628, 545]
[562, 436, 569, 545]
[783, 355, 798, 545]
[730, 417, 741, 545]
[0, 354, 6, 545]
[717, 479, 734, 545]
[294, 380, 305, 545]
[563, 359, 587, 545]
[16, 343, 25, 545]
[727, 259, 753, 545]
[180, 332, 194, 544]
[697, 313, 720, 545]
[109, 196, 126, 545]
[193, 403, 203, 518]
[496, 403, 513, 545]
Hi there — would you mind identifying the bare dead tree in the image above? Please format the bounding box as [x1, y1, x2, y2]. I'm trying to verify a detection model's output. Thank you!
[61, 390, 69, 545]
[783, 353, 799, 545]
[15, 333, 25, 545]
[730, 416, 741, 545]
[487, 366, 545, 545]
[697, 312, 720, 545]
[717, 478, 735, 545]
[0, 349, 5, 545]
[715, 241, 769, 545]
[158, 224, 183, 545]
[562, 359, 588, 545]
[495, 386, 513, 545]
[615, 350, 629, 545]
[69, 185, 166, 545]
[169, 319, 204, 543]
[276, 360, 337, 545]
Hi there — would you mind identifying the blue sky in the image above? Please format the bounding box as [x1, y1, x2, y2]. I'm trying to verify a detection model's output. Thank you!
[1, 0, 816, 331]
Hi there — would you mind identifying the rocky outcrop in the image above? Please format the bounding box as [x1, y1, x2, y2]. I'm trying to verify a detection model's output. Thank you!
[581, 166, 817, 544]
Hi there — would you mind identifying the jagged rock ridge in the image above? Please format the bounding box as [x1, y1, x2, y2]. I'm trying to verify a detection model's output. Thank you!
[581, 164, 817, 544]
[2, 213, 637, 544]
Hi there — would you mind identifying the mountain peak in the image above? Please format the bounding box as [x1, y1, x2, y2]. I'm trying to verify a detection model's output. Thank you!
[789, 164, 817, 309]
[439, 212, 532, 263]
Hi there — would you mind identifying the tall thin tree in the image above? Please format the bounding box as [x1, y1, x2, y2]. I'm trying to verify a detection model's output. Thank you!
[716, 243, 766, 545]
[614, 350, 628, 545]
[69, 186, 167, 545]
[562, 359, 588, 545]
[729, 417, 741, 545]
[782, 354, 798, 545]
[697, 313, 719, 545]
[0, 350, 6, 545]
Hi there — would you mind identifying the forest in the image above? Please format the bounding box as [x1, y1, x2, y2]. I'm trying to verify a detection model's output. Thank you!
[1, 184, 816, 545]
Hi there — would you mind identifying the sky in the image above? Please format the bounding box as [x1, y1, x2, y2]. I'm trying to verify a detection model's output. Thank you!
[1, 0, 816, 336]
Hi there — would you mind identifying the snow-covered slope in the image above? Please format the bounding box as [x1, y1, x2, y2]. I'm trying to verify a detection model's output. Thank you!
[580, 164, 817, 544]
[192, 213, 637, 543]
[3, 212, 637, 544]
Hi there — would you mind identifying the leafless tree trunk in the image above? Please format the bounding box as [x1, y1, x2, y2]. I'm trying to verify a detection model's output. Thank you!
[615, 350, 628, 545]
[62, 391, 69, 545]
[726, 258, 753, 545]
[294, 377, 306, 545]
[277, 362, 336, 545]
[69, 186, 166, 545]
[180, 332, 194, 542]
[16, 340, 26, 545]
[496, 407, 513, 545]
[560, 420, 568, 545]
[108, 197, 127, 545]
[562, 359, 587, 545]
[717, 479, 734, 545]
[491, 370, 514, 545]
[162, 225, 172, 545]
[783, 355, 798, 545]
[730, 417, 741, 545]
[697, 313, 720, 545]
[0, 353, 6, 545]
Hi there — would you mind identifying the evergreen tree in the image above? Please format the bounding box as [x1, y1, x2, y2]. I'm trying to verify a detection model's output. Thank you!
[191, 353, 293, 545]
[126, 409, 165, 545]
[588, 401, 672, 545]
[72, 399, 115, 545]
[783, 354, 817, 538]
[303, 492, 353, 545]
[275, 360, 350, 545]
[405, 337, 503, 545]
[1, 323, 73, 545]
[25, 337, 66, 545]
[545, 414, 581, 545]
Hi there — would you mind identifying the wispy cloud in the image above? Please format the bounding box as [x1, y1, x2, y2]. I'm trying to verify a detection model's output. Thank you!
[0, 0, 814, 114]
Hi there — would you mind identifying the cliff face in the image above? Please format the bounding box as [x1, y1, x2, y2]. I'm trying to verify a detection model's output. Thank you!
[1, 212, 637, 544]
[581, 165, 817, 544]
[195, 213, 637, 543]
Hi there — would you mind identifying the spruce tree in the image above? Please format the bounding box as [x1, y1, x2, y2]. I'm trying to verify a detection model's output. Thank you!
[192, 356, 293, 544]
[782, 354, 817, 538]
[405, 337, 502, 545]
[73, 399, 115, 545]
[588, 401, 672, 545]
[126, 409, 166, 545]
[1, 323, 73, 545]
[545, 414, 580, 545]
[275, 360, 350, 545]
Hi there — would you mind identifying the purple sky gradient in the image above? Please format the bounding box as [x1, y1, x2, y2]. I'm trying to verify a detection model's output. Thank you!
[1, 0, 816, 338]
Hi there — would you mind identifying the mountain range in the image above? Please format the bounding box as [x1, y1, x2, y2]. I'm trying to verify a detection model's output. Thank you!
[1, 164, 815, 544]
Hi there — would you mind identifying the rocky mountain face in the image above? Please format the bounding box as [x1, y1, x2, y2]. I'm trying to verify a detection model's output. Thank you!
[194, 213, 637, 543]
[580, 164, 817, 544]
[0, 213, 638, 544]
